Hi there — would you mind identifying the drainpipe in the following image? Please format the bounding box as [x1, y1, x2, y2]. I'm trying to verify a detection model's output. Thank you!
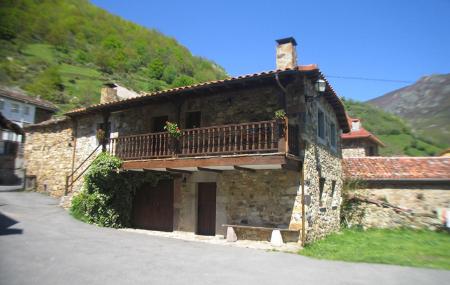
[300, 162, 306, 246]
[275, 73, 287, 110]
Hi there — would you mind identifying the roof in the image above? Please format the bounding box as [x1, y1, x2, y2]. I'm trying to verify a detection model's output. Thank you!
[341, 117, 385, 146]
[66, 65, 350, 133]
[343, 157, 450, 181]
[0, 112, 24, 135]
[23, 116, 70, 130]
[0, 87, 58, 111]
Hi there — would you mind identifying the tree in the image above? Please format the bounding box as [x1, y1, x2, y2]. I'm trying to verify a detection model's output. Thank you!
[147, 58, 164, 80]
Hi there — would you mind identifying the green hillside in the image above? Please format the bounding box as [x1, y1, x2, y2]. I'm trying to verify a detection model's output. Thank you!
[343, 99, 443, 156]
[0, 0, 227, 113]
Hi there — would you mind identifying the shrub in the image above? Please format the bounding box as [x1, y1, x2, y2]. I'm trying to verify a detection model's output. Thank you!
[70, 152, 170, 228]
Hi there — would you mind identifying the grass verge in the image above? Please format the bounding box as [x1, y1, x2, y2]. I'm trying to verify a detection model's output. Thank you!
[299, 228, 450, 270]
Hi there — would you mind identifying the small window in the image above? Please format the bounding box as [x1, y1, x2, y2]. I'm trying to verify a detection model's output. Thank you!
[185, 111, 201, 129]
[23, 106, 30, 115]
[331, 180, 336, 198]
[319, 177, 326, 206]
[0, 100, 4, 110]
[317, 109, 325, 140]
[330, 122, 336, 148]
[11, 103, 19, 113]
[152, 116, 169, 132]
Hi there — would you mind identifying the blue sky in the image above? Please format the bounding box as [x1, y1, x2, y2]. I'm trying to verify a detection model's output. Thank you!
[91, 0, 450, 101]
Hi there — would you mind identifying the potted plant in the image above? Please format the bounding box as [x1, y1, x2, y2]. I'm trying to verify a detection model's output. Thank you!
[164, 121, 182, 155]
[96, 128, 107, 145]
[274, 109, 287, 136]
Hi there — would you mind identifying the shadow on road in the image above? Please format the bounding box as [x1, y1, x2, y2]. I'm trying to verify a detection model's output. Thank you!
[0, 211, 23, 235]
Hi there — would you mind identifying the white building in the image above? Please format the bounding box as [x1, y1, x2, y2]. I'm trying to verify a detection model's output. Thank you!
[0, 86, 57, 184]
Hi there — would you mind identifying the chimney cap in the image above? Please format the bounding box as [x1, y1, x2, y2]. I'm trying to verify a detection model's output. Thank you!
[276, 37, 297, 46]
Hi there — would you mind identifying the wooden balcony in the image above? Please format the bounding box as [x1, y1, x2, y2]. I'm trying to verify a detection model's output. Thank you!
[108, 119, 300, 171]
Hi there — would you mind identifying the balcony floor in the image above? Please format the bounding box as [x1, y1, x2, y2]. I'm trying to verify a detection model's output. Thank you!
[122, 153, 301, 173]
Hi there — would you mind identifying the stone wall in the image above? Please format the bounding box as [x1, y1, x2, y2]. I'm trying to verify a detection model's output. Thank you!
[300, 80, 344, 243]
[110, 84, 282, 136]
[24, 119, 73, 197]
[172, 169, 302, 241]
[342, 139, 379, 157]
[344, 185, 450, 230]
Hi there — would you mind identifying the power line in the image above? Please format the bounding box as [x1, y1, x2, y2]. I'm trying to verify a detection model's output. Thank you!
[325, 75, 414, 84]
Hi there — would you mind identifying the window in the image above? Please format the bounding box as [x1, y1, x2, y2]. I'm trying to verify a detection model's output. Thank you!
[368, 146, 376, 156]
[23, 106, 30, 115]
[185, 111, 201, 129]
[330, 180, 336, 198]
[330, 122, 336, 148]
[319, 177, 326, 207]
[317, 109, 325, 140]
[11, 103, 19, 113]
[0, 141, 18, 156]
[0, 100, 4, 110]
[152, 116, 169, 132]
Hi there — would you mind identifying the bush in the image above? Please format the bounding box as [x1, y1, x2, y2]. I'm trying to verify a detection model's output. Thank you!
[70, 152, 170, 228]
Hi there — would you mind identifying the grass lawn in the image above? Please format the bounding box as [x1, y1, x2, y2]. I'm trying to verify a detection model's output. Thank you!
[300, 228, 450, 270]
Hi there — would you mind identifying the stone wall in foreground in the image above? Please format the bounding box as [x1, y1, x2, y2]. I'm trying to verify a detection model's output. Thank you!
[344, 185, 450, 230]
[24, 119, 73, 197]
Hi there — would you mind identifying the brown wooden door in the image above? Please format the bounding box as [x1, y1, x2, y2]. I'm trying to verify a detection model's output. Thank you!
[132, 180, 174, 232]
[197, 182, 216, 236]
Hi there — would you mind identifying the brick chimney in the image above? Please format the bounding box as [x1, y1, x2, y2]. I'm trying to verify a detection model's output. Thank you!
[276, 37, 298, 70]
[100, 83, 119, 104]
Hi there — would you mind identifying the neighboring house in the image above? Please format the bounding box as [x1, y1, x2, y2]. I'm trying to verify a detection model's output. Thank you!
[343, 157, 450, 229]
[341, 117, 385, 157]
[0, 87, 57, 184]
[24, 37, 350, 244]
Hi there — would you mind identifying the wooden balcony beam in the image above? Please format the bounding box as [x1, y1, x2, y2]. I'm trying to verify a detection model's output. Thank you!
[233, 165, 256, 172]
[166, 168, 193, 174]
[197, 167, 223, 173]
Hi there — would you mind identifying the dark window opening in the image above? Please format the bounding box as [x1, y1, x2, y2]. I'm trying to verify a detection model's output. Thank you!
[331, 180, 336, 198]
[319, 177, 326, 207]
[368, 146, 376, 156]
[185, 111, 201, 129]
[152, 116, 169, 132]
[330, 122, 336, 148]
[318, 110, 325, 139]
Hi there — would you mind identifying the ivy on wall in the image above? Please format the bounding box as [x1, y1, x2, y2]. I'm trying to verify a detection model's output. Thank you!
[70, 152, 170, 228]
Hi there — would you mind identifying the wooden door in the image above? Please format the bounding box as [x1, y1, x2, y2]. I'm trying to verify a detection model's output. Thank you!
[197, 182, 216, 236]
[132, 180, 174, 232]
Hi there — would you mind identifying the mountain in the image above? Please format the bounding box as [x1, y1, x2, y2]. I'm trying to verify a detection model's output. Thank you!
[368, 74, 450, 148]
[0, 0, 227, 113]
[343, 99, 443, 156]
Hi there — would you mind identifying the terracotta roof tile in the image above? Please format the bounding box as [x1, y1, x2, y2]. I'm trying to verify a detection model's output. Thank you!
[343, 157, 450, 180]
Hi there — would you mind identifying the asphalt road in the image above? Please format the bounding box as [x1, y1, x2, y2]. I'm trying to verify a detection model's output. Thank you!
[1, 189, 448, 285]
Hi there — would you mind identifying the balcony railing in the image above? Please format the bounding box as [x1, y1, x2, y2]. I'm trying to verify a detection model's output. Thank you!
[108, 120, 299, 161]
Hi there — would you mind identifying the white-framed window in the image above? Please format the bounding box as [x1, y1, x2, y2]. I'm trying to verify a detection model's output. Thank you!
[11, 103, 19, 113]
[23, 105, 30, 115]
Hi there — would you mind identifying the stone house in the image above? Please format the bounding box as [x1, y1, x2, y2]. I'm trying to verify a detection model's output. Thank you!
[343, 156, 450, 229]
[24, 37, 350, 244]
[341, 117, 384, 157]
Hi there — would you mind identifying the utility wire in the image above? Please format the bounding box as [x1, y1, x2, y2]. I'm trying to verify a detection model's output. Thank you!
[325, 75, 414, 84]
